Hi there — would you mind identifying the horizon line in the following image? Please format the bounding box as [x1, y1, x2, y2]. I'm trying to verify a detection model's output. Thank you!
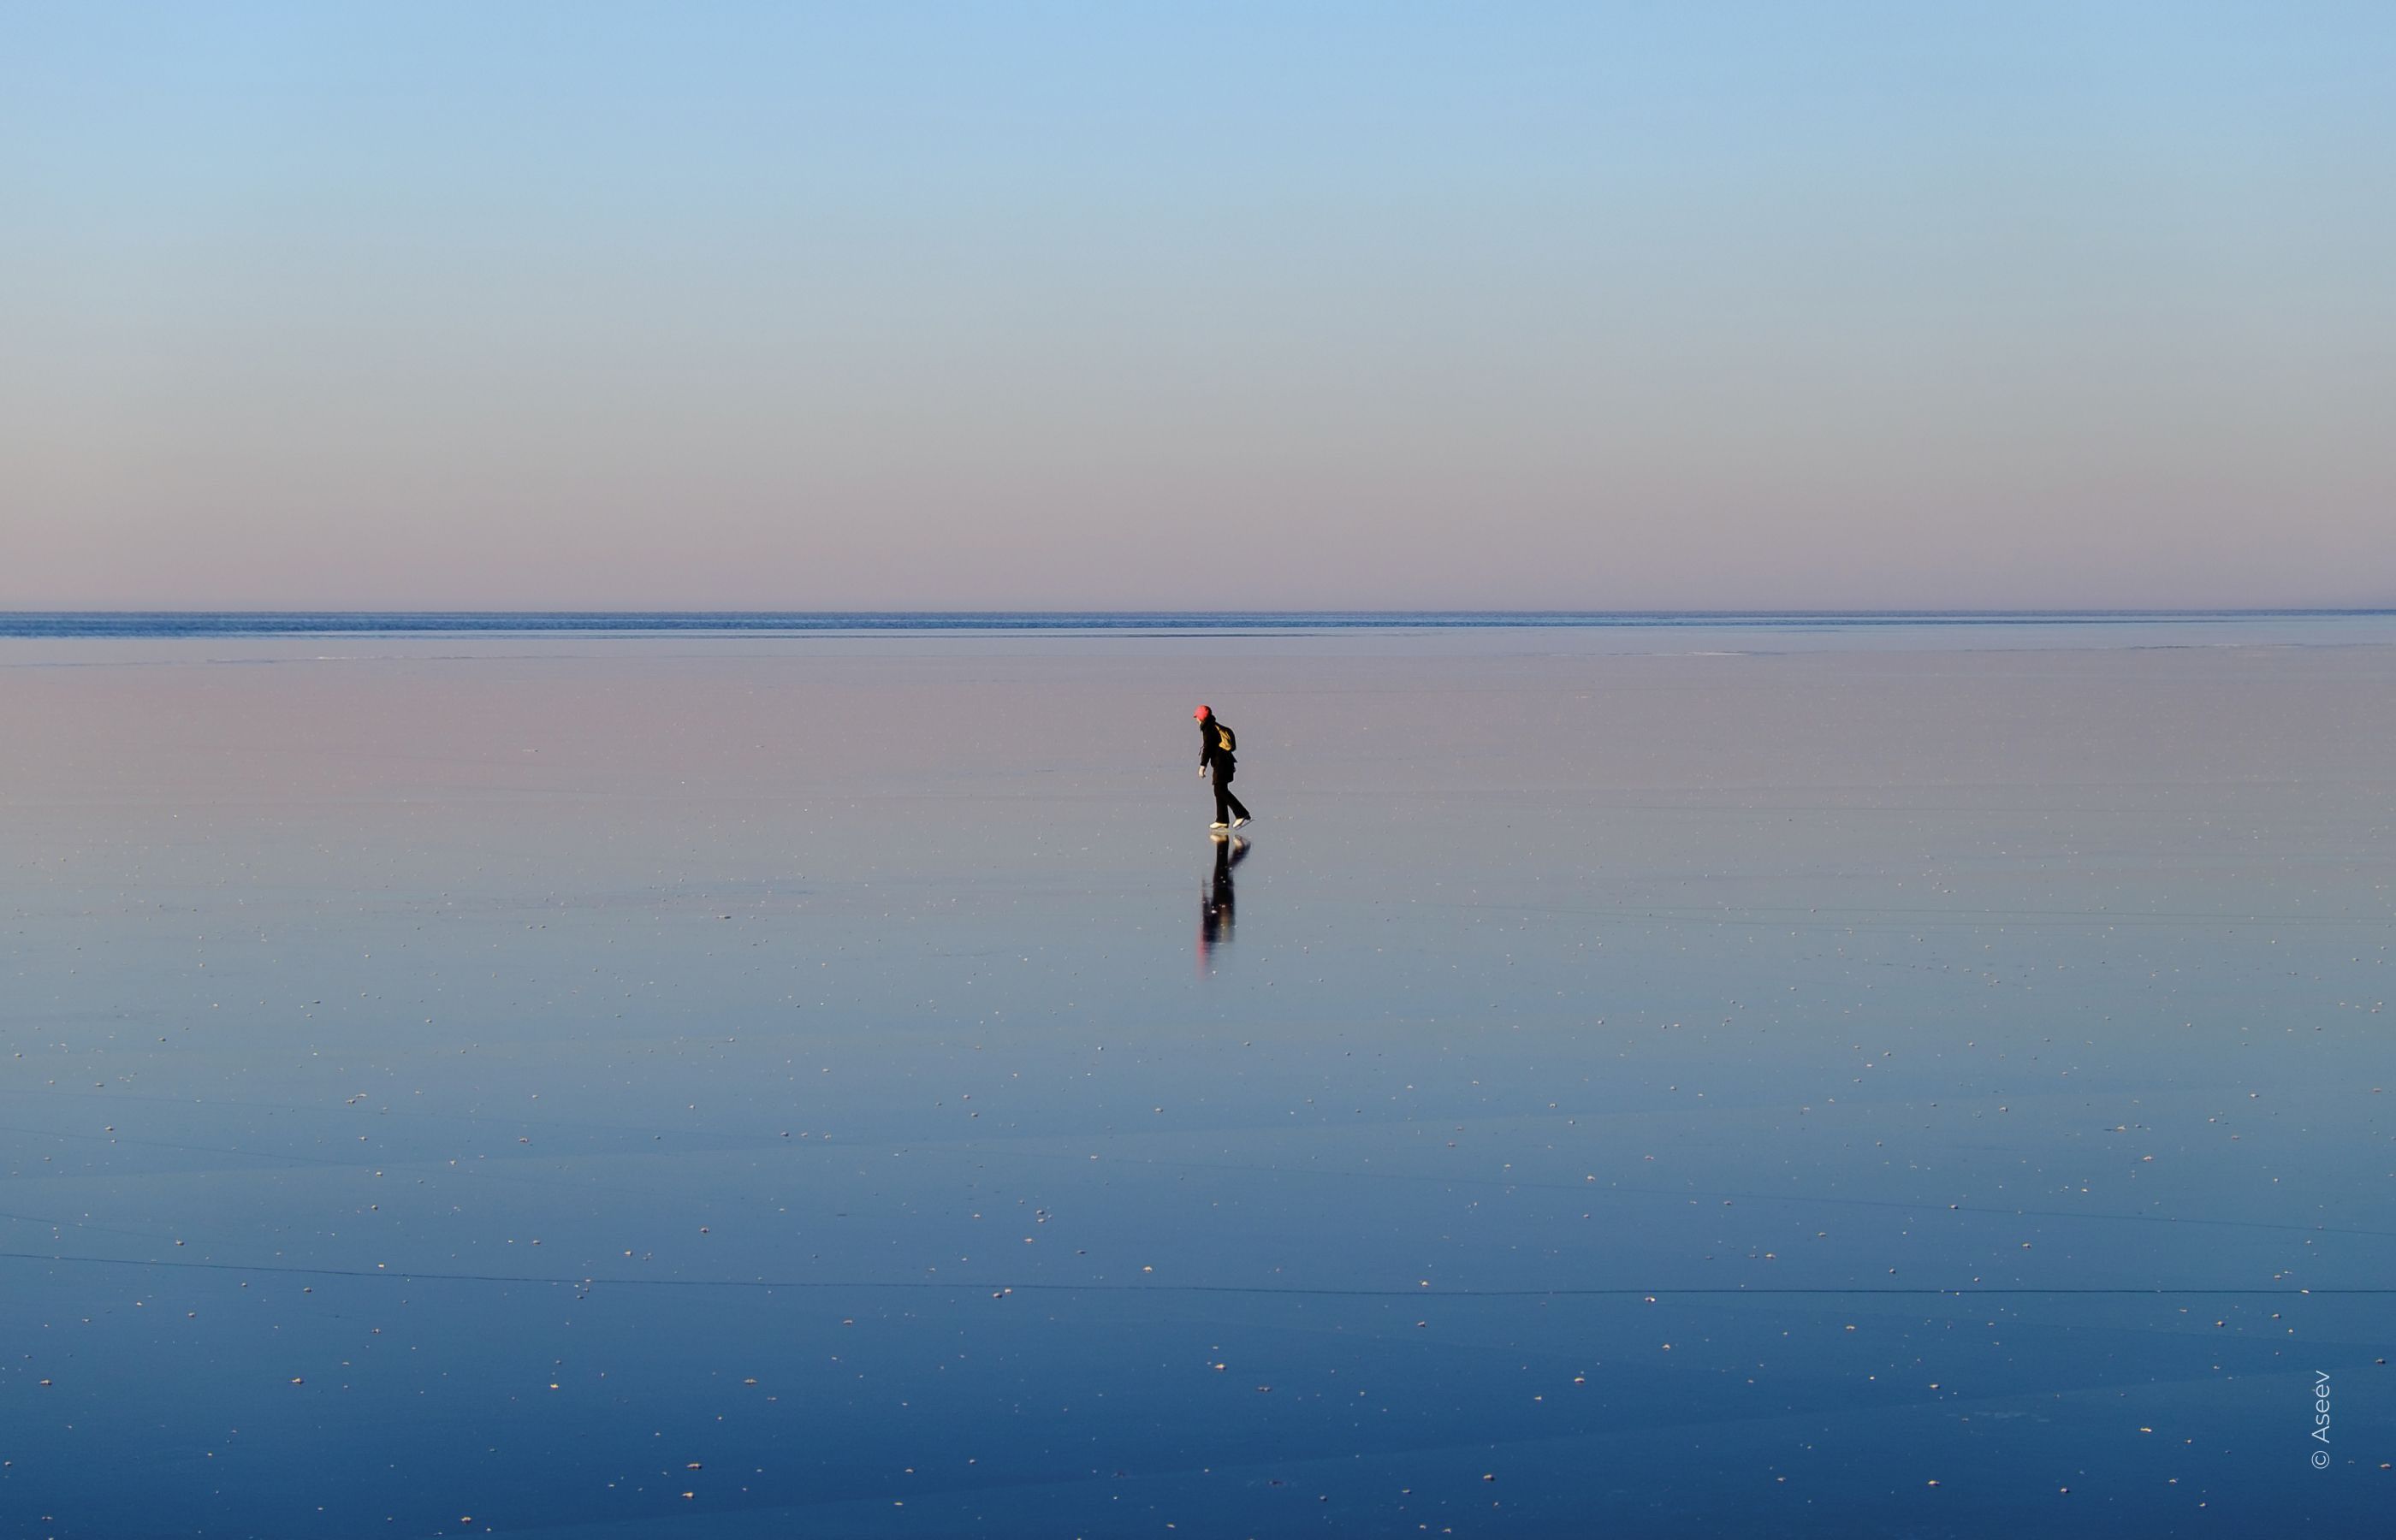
[6, 607, 2393, 619]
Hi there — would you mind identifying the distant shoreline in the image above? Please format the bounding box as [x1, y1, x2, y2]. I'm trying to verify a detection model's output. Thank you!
[3, 609, 2391, 640]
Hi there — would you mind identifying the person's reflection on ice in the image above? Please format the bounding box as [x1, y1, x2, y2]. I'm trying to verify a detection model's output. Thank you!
[1196, 833, 1248, 970]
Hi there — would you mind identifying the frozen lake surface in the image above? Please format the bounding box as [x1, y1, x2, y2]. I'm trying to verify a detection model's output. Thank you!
[3, 615, 2391, 1536]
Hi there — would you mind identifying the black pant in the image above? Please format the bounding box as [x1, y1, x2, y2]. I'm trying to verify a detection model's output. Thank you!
[1211, 764, 1250, 824]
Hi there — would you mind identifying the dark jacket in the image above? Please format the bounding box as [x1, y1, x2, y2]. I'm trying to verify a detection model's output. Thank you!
[1198, 715, 1237, 774]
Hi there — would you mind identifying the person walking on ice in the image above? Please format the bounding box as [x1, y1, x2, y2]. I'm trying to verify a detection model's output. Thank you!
[1194, 705, 1252, 831]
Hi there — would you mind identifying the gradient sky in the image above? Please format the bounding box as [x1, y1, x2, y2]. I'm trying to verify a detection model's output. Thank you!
[5, 2, 2392, 609]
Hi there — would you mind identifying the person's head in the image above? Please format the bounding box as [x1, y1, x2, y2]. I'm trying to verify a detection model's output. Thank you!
[1193, 704, 1212, 721]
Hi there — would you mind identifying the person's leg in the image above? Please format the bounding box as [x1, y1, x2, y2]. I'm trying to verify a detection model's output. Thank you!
[1218, 764, 1250, 822]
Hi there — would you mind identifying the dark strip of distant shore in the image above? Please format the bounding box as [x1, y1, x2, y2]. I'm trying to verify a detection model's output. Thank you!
[2, 610, 2389, 639]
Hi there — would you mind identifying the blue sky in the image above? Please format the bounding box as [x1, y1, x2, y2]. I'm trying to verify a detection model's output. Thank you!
[5, 3, 2391, 607]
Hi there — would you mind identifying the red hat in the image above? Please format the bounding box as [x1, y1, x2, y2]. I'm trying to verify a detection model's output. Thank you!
[1193, 704, 1211, 720]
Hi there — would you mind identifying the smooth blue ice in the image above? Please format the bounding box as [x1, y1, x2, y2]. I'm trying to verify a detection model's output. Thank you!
[3, 614, 2389, 1537]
